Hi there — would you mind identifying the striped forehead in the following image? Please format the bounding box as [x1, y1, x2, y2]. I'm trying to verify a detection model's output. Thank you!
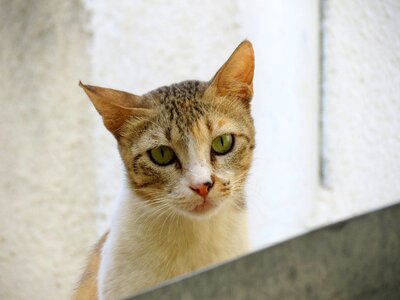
[149, 82, 209, 137]
[159, 106, 208, 154]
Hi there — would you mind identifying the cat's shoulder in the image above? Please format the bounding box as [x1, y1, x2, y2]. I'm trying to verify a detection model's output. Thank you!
[72, 231, 109, 300]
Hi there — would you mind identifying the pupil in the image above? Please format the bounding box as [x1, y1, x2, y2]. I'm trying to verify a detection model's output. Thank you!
[161, 147, 164, 158]
[220, 136, 224, 146]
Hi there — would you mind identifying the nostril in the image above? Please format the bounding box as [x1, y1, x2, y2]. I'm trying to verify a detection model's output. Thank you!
[204, 181, 214, 190]
[190, 181, 213, 197]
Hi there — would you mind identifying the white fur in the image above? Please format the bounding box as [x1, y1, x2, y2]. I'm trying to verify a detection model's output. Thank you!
[98, 185, 248, 300]
[186, 162, 211, 187]
[185, 136, 212, 187]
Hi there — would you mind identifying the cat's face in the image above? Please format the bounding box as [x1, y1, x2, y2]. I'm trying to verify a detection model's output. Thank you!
[118, 81, 254, 218]
[81, 41, 255, 219]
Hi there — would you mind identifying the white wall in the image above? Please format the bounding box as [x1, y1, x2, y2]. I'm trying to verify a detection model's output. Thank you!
[315, 0, 400, 225]
[83, 0, 320, 249]
[238, 0, 320, 249]
[1, 0, 399, 299]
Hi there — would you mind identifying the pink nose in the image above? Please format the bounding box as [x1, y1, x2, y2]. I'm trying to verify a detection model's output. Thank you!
[190, 181, 214, 198]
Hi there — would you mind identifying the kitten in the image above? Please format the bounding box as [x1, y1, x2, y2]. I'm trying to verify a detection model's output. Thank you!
[73, 41, 255, 300]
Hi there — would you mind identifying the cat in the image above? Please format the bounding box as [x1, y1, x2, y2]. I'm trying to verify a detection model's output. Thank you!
[73, 40, 255, 300]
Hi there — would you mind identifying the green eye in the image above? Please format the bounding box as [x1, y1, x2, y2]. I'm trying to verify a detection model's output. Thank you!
[211, 134, 234, 155]
[149, 146, 176, 166]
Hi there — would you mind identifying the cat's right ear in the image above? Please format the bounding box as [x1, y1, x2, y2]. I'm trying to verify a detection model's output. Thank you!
[79, 82, 152, 138]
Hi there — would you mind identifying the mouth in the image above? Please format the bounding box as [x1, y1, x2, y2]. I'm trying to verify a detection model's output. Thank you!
[191, 199, 216, 214]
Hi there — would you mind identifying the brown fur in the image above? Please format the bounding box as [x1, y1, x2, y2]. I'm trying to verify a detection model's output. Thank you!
[72, 232, 108, 300]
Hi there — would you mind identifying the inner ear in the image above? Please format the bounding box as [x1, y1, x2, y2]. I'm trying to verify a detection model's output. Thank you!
[80, 82, 152, 137]
[208, 40, 255, 103]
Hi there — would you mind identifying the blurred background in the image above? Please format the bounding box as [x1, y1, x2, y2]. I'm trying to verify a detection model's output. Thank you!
[0, 0, 399, 299]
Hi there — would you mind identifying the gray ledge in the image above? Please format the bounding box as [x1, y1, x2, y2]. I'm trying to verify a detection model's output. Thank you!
[128, 203, 400, 300]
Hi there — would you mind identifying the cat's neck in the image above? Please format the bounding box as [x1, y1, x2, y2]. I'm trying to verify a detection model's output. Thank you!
[99, 185, 249, 299]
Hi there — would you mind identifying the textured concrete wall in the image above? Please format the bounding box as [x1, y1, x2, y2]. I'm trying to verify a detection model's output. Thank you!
[0, 1, 96, 299]
[317, 0, 400, 224]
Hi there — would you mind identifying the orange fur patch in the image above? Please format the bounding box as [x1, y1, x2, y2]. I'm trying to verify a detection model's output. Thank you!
[72, 232, 109, 300]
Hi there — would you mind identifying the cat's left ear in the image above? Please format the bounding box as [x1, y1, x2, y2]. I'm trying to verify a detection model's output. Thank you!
[207, 40, 255, 105]
[79, 82, 152, 138]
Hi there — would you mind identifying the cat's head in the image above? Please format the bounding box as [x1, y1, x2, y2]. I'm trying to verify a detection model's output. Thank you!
[81, 41, 255, 219]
